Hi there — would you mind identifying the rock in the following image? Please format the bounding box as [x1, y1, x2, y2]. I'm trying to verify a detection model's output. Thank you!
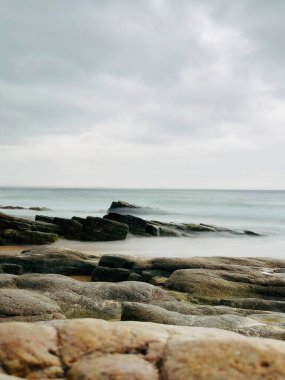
[81, 216, 129, 241]
[0, 247, 99, 275]
[0, 264, 22, 275]
[0, 206, 25, 210]
[0, 206, 51, 211]
[1, 319, 285, 379]
[0, 322, 63, 379]
[104, 212, 150, 235]
[121, 302, 262, 332]
[92, 266, 131, 282]
[29, 207, 51, 211]
[53, 217, 83, 240]
[1, 212, 128, 244]
[164, 268, 285, 299]
[35, 215, 55, 223]
[0, 288, 61, 317]
[108, 200, 141, 210]
[0, 229, 58, 245]
[104, 212, 262, 237]
[98, 254, 136, 269]
[68, 353, 159, 380]
[161, 331, 285, 380]
[220, 298, 285, 313]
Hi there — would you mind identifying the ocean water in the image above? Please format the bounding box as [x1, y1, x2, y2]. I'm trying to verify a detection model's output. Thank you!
[0, 187, 284, 258]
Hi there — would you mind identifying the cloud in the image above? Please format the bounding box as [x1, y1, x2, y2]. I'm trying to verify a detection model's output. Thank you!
[0, 0, 284, 187]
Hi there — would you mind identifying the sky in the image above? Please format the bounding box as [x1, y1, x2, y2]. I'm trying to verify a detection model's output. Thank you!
[0, 0, 284, 189]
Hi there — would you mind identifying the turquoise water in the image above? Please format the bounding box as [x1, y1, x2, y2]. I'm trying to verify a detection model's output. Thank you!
[1, 187, 285, 258]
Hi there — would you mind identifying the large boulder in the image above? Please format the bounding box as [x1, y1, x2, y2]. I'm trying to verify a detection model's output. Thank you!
[164, 268, 285, 299]
[1, 319, 285, 379]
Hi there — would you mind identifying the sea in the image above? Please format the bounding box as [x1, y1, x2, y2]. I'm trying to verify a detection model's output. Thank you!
[0, 187, 284, 259]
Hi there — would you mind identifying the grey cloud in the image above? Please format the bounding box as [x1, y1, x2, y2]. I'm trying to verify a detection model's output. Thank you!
[0, 0, 284, 187]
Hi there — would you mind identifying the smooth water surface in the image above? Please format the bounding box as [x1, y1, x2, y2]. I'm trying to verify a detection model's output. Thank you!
[0, 187, 284, 258]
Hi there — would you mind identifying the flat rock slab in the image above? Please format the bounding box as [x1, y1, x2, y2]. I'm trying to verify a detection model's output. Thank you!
[0, 247, 99, 275]
[0, 272, 284, 339]
[1, 318, 285, 379]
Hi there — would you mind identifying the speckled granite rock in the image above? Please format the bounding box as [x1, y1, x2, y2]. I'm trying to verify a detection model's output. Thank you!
[1, 319, 285, 379]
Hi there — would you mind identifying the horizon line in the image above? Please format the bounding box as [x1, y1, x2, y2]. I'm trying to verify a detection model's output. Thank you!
[0, 185, 284, 191]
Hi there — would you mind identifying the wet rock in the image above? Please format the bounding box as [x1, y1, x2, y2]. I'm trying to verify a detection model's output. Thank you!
[81, 216, 129, 241]
[53, 217, 83, 240]
[104, 212, 150, 235]
[104, 212, 262, 237]
[0, 229, 58, 245]
[1, 212, 128, 244]
[35, 215, 55, 223]
[108, 200, 141, 211]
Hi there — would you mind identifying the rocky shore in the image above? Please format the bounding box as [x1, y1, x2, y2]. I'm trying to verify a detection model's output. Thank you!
[0, 200, 262, 245]
[0, 202, 284, 378]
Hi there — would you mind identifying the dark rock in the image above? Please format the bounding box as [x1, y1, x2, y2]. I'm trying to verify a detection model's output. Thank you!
[108, 200, 141, 210]
[91, 266, 131, 282]
[35, 215, 55, 224]
[0, 264, 22, 275]
[0, 229, 58, 245]
[98, 254, 136, 269]
[81, 217, 129, 241]
[0, 206, 25, 210]
[244, 230, 262, 236]
[29, 207, 51, 211]
[104, 213, 149, 235]
[53, 217, 82, 239]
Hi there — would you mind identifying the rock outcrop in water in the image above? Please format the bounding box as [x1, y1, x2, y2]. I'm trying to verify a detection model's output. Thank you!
[0, 212, 129, 245]
[0, 205, 51, 211]
[104, 212, 262, 237]
[1, 318, 285, 380]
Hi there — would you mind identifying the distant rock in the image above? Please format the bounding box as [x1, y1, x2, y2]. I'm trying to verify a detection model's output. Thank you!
[29, 207, 51, 211]
[0, 205, 51, 211]
[108, 200, 141, 210]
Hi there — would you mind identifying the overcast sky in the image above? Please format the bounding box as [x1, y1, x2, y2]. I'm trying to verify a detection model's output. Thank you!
[0, 0, 284, 189]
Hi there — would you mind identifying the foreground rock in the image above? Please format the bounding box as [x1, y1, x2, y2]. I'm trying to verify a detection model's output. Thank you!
[0, 212, 129, 244]
[1, 318, 285, 379]
[0, 271, 285, 338]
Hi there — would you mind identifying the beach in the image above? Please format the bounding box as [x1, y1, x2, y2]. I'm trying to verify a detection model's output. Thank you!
[0, 189, 285, 379]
